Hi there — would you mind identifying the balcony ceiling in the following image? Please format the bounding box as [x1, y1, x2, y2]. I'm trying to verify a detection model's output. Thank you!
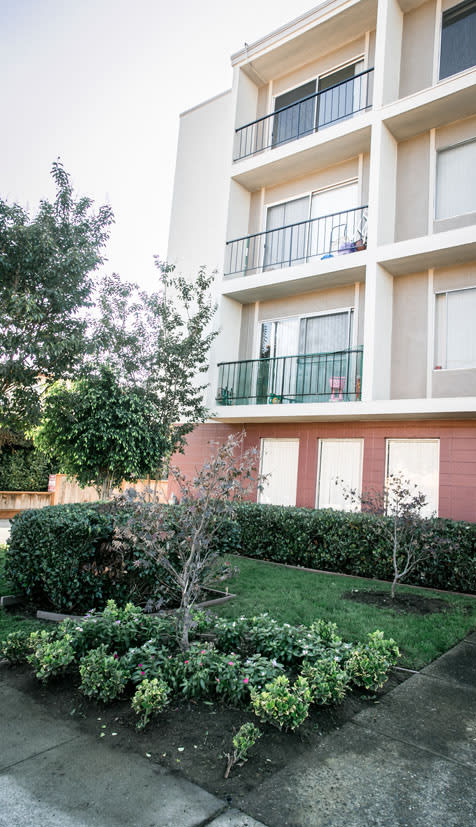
[236, 0, 377, 84]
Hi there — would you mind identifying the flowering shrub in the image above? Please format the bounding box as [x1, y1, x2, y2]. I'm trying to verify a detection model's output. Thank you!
[251, 675, 311, 731]
[121, 640, 177, 684]
[60, 600, 175, 658]
[131, 677, 170, 729]
[224, 722, 262, 778]
[79, 644, 127, 702]
[346, 631, 400, 691]
[301, 658, 350, 705]
[27, 631, 75, 682]
[0, 629, 33, 664]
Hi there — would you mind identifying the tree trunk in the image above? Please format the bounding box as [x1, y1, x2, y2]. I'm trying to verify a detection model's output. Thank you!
[100, 473, 113, 500]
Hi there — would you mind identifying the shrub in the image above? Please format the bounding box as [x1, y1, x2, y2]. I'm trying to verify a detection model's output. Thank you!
[0, 446, 54, 492]
[6, 504, 116, 611]
[346, 631, 400, 691]
[79, 645, 127, 702]
[5, 501, 240, 614]
[27, 630, 75, 682]
[251, 675, 311, 731]
[227, 503, 476, 595]
[301, 658, 350, 705]
[224, 722, 262, 778]
[1, 629, 34, 664]
[122, 640, 177, 684]
[131, 677, 170, 729]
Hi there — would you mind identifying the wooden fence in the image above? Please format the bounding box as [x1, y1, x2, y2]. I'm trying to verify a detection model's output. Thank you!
[0, 475, 169, 519]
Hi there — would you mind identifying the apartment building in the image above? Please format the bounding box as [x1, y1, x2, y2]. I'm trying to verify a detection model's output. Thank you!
[167, 0, 476, 521]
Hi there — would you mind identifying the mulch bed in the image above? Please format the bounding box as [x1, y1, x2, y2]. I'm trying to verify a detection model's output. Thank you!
[1, 663, 408, 801]
[343, 589, 450, 615]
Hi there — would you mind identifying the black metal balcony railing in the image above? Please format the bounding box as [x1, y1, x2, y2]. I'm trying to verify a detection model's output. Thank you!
[225, 205, 367, 277]
[233, 68, 374, 162]
[216, 347, 363, 406]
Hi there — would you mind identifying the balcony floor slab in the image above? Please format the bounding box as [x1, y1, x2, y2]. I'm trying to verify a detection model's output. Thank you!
[221, 251, 366, 302]
[211, 398, 476, 423]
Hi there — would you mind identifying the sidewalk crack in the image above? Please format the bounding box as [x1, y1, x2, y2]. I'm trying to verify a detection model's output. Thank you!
[350, 719, 476, 773]
[0, 735, 82, 774]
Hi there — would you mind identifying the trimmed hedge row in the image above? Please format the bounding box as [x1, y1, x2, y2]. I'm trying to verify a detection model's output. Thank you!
[5, 500, 476, 610]
[231, 503, 476, 594]
[5, 502, 239, 613]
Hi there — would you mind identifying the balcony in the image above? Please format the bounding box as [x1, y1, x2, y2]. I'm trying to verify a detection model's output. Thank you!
[216, 347, 363, 406]
[233, 68, 374, 162]
[225, 206, 367, 278]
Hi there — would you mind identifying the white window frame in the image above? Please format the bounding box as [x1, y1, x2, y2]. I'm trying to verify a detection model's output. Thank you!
[262, 178, 359, 234]
[385, 439, 440, 518]
[315, 438, 364, 511]
[434, 284, 476, 370]
[434, 137, 476, 221]
[257, 306, 355, 359]
[272, 55, 366, 109]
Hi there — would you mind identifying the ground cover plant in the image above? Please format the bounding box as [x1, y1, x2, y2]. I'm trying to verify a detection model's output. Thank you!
[0, 600, 400, 736]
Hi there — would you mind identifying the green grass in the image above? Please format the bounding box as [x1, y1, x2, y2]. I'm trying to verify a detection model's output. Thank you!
[217, 557, 476, 670]
[0, 544, 45, 645]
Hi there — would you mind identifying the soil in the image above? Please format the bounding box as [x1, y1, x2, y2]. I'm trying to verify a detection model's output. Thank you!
[343, 588, 450, 614]
[0, 662, 408, 802]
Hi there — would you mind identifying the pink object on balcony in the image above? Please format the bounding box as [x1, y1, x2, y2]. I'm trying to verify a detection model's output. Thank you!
[329, 376, 346, 401]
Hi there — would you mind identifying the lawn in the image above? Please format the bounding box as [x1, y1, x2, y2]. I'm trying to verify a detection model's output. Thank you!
[217, 556, 476, 670]
[2, 542, 476, 671]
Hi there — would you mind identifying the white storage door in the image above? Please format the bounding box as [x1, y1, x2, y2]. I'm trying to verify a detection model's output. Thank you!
[386, 439, 439, 517]
[317, 439, 363, 511]
[259, 439, 299, 506]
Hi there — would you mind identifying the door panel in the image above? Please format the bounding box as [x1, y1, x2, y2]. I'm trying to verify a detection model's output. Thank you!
[317, 439, 363, 510]
[259, 439, 300, 506]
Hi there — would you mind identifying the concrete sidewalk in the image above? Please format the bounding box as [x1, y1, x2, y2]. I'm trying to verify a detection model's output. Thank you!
[238, 634, 476, 826]
[1, 637, 476, 826]
[0, 674, 265, 827]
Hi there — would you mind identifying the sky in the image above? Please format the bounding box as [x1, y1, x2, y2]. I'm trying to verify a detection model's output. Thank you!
[1, 0, 315, 290]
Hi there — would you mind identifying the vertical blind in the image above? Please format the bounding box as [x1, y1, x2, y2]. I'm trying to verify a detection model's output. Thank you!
[436, 140, 476, 220]
[435, 288, 476, 369]
[317, 439, 363, 510]
[439, 0, 476, 79]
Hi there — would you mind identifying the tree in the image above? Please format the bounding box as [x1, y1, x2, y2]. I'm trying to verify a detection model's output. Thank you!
[34, 366, 169, 499]
[89, 260, 218, 464]
[120, 433, 261, 649]
[341, 474, 438, 598]
[0, 161, 113, 437]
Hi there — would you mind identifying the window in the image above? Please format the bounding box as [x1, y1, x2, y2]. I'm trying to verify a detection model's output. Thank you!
[434, 287, 476, 369]
[435, 139, 476, 219]
[386, 440, 439, 517]
[316, 439, 363, 510]
[263, 182, 361, 270]
[271, 60, 366, 148]
[258, 439, 299, 506]
[259, 310, 356, 403]
[439, 0, 476, 80]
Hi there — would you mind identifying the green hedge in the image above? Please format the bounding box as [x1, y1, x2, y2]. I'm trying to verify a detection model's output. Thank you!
[231, 503, 476, 594]
[5, 501, 476, 610]
[5, 502, 240, 613]
[0, 447, 54, 491]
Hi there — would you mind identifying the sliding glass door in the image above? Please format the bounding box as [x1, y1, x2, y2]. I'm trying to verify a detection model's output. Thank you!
[296, 310, 354, 402]
[263, 196, 309, 271]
